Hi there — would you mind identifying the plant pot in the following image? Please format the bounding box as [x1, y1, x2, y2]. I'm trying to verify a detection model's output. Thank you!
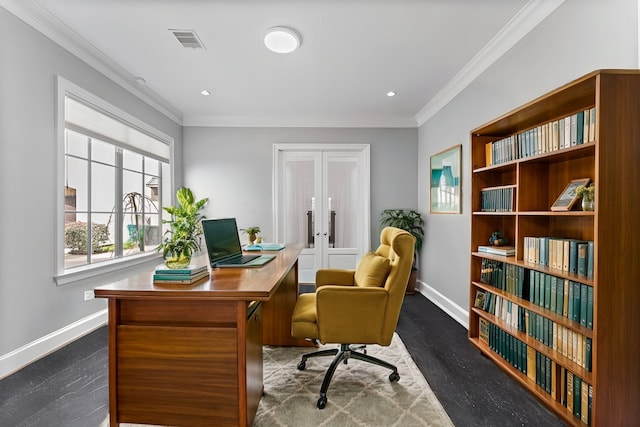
[582, 199, 594, 211]
[405, 268, 417, 295]
[164, 254, 192, 269]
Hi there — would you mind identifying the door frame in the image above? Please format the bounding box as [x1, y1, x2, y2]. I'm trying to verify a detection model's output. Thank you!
[272, 143, 371, 273]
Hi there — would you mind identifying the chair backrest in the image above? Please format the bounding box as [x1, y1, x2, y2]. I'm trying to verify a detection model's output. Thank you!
[375, 226, 415, 345]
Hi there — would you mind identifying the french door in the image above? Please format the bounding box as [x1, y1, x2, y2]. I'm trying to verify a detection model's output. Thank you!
[273, 144, 370, 283]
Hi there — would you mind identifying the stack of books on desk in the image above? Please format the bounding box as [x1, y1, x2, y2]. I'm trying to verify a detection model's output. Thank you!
[153, 264, 209, 285]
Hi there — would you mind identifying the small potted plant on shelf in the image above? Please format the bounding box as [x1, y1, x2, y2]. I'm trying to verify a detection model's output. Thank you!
[575, 183, 595, 211]
[157, 187, 208, 269]
[244, 226, 261, 245]
[379, 209, 425, 294]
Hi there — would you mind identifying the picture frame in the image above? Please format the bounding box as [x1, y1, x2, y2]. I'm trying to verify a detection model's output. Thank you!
[430, 144, 462, 214]
[550, 178, 591, 211]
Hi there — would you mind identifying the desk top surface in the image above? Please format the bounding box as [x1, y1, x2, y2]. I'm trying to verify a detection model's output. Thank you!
[94, 244, 303, 301]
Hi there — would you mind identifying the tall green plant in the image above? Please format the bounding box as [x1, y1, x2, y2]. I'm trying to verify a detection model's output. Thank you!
[379, 209, 424, 261]
[158, 187, 208, 266]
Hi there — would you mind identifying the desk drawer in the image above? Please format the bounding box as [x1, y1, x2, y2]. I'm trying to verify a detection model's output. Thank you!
[118, 299, 237, 326]
[117, 325, 239, 426]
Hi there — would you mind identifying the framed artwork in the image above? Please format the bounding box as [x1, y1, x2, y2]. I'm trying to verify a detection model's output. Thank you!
[550, 178, 591, 211]
[430, 144, 462, 214]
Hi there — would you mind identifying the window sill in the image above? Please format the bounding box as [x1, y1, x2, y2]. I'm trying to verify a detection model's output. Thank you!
[55, 253, 162, 286]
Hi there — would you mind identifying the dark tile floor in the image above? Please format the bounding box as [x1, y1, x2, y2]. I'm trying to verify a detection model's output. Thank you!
[0, 292, 564, 426]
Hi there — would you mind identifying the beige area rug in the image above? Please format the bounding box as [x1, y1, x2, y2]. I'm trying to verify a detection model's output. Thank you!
[102, 334, 453, 427]
[255, 333, 453, 427]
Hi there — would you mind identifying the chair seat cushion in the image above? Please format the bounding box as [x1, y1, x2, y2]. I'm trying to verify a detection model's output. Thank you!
[354, 252, 391, 287]
[291, 293, 319, 339]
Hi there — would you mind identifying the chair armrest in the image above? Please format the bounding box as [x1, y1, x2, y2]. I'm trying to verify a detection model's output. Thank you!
[316, 286, 388, 343]
[315, 269, 355, 288]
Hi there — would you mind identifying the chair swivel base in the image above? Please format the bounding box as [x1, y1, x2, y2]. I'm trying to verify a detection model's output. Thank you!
[297, 343, 400, 409]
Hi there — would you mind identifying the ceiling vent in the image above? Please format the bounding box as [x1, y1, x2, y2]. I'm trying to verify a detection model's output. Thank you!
[170, 29, 205, 49]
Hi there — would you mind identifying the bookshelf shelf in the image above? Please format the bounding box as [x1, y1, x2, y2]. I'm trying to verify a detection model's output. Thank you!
[469, 70, 640, 426]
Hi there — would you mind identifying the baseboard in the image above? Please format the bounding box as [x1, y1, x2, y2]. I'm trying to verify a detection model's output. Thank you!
[415, 280, 469, 329]
[0, 309, 108, 380]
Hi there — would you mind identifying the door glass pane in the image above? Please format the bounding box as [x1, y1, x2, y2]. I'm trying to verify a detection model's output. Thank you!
[327, 159, 358, 249]
[284, 159, 315, 248]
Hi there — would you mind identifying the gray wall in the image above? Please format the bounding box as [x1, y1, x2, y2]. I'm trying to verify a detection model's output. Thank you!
[418, 0, 638, 315]
[0, 9, 183, 355]
[183, 127, 418, 249]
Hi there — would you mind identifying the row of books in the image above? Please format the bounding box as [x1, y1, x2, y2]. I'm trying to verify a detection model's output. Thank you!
[527, 311, 592, 372]
[485, 107, 596, 166]
[476, 290, 592, 371]
[523, 237, 594, 279]
[476, 291, 592, 372]
[479, 319, 592, 425]
[481, 319, 528, 374]
[530, 272, 593, 329]
[480, 185, 515, 212]
[479, 259, 593, 328]
[152, 264, 209, 285]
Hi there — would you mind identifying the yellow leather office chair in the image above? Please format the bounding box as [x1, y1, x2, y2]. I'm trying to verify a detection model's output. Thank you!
[291, 226, 415, 409]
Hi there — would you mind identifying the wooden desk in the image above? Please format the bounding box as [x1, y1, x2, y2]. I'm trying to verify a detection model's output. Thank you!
[95, 244, 307, 427]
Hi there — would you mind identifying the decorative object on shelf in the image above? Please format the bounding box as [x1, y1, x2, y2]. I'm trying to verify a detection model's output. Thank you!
[430, 144, 461, 214]
[550, 178, 590, 211]
[576, 183, 595, 211]
[488, 231, 508, 246]
[379, 209, 424, 294]
[244, 226, 261, 245]
[157, 187, 208, 269]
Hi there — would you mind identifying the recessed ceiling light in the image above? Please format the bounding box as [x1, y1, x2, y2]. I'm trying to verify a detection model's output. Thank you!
[200, 90, 211, 96]
[387, 91, 396, 97]
[264, 26, 302, 53]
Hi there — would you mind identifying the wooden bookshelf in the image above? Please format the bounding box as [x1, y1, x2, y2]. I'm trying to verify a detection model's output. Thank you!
[468, 70, 640, 426]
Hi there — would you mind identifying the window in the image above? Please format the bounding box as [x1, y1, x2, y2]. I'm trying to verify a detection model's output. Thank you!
[56, 77, 173, 285]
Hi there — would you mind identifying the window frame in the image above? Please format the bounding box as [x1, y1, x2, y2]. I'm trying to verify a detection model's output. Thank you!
[55, 76, 174, 286]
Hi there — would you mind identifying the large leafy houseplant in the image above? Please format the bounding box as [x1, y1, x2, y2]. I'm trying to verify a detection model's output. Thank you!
[379, 209, 425, 294]
[158, 187, 208, 268]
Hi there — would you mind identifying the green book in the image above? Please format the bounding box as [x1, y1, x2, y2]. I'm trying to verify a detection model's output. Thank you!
[573, 281, 581, 322]
[577, 243, 588, 276]
[544, 274, 551, 310]
[587, 286, 594, 329]
[574, 376, 582, 418]
[587, 241, 595, 279]
[556, 279, 564, 315]
[569, 240, 579, 274]
[550, 276, 557, 313]
[585, 337, 592, 372]
[530, 270, 536, 304]
[580, 283, 588, 327]
[568, 282, 574, 320]
[155, 264, 207, 275]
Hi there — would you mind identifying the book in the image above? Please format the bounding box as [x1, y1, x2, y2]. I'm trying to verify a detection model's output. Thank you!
[474, 290, 487, 309]
[154, 264, 208, 275]
[244, 243, 286, 251]
[153, 269, 209, 285]
[477, 245, 515, 256]
[587, 241, 594, 279]
[479, 318, 490, 344]
[577, 243, 588, 276]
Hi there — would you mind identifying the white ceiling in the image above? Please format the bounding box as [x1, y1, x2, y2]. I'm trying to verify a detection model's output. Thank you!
[6, 0, 563, 127]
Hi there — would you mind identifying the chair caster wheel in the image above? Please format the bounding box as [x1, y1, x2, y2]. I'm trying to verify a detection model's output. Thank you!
[297, 360, 306, 370]
[317, 396, 327, 409]
[389, 372, 400, 382]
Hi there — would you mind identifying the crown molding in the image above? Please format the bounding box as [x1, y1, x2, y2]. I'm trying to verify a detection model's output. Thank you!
[1, 0, 183, 125]
[414, 0, 565, 127]
[182, 114, 418, 128]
